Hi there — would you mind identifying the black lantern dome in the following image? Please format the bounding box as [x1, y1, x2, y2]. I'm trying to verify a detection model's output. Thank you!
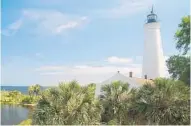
[147, 6, 158, 23]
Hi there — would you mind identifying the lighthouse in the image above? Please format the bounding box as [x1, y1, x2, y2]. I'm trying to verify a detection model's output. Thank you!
[142, 7, 165, 79]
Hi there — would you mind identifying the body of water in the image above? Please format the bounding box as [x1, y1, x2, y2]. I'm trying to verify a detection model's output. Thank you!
[1, 86, 49, 94]
[1, 86, 29, 94]
[1, 86, 45, 125]
[1, 105, 31, 125]
[1, 86, 52, 125]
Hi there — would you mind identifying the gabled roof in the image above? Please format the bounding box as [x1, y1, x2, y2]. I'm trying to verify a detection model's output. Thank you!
[100, 72, 141, 88]
[95, 71, 153, 96]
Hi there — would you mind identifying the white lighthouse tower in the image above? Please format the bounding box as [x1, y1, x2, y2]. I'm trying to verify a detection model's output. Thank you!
[142, 7, 165, 79]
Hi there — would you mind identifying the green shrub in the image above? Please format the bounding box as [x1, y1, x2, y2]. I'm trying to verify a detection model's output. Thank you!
[18, 119, 32, 125]
[0, 91, 23, 104]
[21, 96, 34, 104]
[1, 91, 39, 105]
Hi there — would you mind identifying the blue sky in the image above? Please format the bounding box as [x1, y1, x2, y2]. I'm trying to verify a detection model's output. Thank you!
[1, 0, 190, 86]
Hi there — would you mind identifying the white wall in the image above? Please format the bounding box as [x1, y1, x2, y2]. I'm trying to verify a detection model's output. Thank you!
[142, 22, 165, 79]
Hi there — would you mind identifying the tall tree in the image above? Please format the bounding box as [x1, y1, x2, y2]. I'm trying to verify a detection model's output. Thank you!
[28, 84, 41, 96]
[166, 15, 190, 85]
[33, 84, 41, 96]
[175, 15, 190, 55]
[28, 86, 34, 97]
[166, 55, 190, 85]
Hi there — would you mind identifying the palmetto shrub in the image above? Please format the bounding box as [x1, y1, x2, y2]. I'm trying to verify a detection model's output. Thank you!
[32, 81, 102, 125]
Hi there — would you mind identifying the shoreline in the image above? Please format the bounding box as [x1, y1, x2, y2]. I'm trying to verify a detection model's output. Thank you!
[21, 103, 36, 107]
[1, 103, 36, 107]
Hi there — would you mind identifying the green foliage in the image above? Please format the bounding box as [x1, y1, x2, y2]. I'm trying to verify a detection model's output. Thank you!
[175, 15, 190, 55]
[0, 90, 24, 104]
[100, 81, 136, 125]
[100, 79, 190, 125]
[18, 119, 32, 125]
[21, 96, 33, 104]
[166, 55, 190, 85]
[28, 84, 41, 96]
[130, 78, 190, 125]
[166, 15, 190, 86]
[21, 96, 39, 104]
[108, 118, 118, 125]
[0, 90, 40, 105]
[5, 78, 189, 125]
[32, 81, 102, 125]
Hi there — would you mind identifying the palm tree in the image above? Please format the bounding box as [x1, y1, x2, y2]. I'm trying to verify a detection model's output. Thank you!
[131, 78, 190, 125]
[100, 81, 136, 125]
[28, 86, 34, 97]
[28, 84, 41, 96]
[33, 84, 41, 96]
[32, 81, 102, 125]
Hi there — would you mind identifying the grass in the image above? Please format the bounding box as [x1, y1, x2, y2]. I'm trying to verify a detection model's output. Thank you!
[18, 119, 32, 125]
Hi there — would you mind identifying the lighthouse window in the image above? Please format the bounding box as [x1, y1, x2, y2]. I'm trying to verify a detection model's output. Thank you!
[146, 7, 157, 23]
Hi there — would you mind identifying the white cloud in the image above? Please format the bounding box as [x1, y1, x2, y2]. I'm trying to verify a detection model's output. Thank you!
[75, 65, 89, 69]
[107, 56, 133, 64]
[34, 56, 142, 85]
[55, 16, 88, 33]
[9, 19, 23, 30]
[2, 9, 89, 36]
[2, 56, 170, 86]
[23, 9, 89, 35]
[55, 22, 79, 33]
[37, 65, 141, 74]
[35, 55, 170, 81]
[96, 0, 155, 18]
[35, 65, 67, 71]
[40, 72, 65, 75]
[1, 18, 23, 36]
[35, 64, 142, 85]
